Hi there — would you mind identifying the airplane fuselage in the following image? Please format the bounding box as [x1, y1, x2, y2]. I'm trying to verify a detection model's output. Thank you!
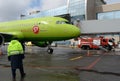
[0, 17, 80, 42]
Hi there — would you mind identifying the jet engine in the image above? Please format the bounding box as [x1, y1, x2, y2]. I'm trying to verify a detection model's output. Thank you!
[32, 41, 53, 54]
[32, 41, 51, 47]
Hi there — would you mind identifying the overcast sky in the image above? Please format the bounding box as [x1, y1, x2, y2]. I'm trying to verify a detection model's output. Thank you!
[0, 0, 66, 22]
[0, 0, 119, 22]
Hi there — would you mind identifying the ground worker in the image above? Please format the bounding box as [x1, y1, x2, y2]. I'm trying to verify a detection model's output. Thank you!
[7, 40, 26, 81]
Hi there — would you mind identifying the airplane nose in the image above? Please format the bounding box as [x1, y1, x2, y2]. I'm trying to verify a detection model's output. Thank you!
[69, 26, 80, 38]
[62, 25, 80, 39]
[74, 27, 80, 37]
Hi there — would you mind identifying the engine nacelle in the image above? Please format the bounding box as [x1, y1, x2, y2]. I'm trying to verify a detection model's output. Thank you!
[32, 41, 50, 47]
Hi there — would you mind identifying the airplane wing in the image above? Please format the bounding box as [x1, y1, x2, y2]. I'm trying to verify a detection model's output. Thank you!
[0, 32, 23, 45]
[0, 33, 13, 39]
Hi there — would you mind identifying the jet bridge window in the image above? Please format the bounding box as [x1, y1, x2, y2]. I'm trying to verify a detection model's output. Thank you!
[56, 21, 68, 24]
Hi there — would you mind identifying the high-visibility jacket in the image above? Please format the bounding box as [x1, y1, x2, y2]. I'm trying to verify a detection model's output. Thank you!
[7, 40, 24, 56]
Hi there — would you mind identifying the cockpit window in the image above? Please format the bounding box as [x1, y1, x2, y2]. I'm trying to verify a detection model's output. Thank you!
[56, 21, 69, 24]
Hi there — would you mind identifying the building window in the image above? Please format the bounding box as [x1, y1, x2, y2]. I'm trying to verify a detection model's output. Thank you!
[97, 11, 120, 20]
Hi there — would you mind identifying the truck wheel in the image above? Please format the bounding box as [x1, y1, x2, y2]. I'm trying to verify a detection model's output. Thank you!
[105, 45, 112, 51]
[81, 46, 85, 50]
[86, 46, 90, 50]
[108, 45, 112, 51]
[81, 46, 90, 50]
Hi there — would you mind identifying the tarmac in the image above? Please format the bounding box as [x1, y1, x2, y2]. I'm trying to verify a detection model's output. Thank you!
[0, 45, 120, 81]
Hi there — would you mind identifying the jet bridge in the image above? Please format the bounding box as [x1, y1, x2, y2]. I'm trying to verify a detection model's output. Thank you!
[80, 19, 120, 35]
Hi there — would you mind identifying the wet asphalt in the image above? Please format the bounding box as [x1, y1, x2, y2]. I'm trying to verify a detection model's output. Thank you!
[0, 45, 120, 81]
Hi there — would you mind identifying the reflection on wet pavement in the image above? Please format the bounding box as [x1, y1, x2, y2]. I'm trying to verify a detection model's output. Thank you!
[0, 45, 120, 81]
[0, 46, 80, 81]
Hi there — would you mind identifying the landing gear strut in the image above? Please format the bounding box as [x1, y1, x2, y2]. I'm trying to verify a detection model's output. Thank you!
[47, 44, 53, 54]
[47, 48, 53, 54]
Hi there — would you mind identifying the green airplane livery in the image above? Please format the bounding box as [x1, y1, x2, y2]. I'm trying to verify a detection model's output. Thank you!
[0, 17, 80, 53]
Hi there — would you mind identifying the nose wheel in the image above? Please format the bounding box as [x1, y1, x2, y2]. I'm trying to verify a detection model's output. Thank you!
[47, 48, 53, 54]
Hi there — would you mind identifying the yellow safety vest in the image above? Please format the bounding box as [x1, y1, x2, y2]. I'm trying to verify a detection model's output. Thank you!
[7, 40, 23, 56]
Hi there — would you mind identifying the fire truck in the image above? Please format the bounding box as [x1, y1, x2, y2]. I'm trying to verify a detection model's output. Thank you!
[78, 36, 116, 51]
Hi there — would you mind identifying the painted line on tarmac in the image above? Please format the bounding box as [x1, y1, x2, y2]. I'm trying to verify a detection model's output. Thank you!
[86, 57, 101, 69]
[70, 56, 83, 61]
[85, 52, 107, 69]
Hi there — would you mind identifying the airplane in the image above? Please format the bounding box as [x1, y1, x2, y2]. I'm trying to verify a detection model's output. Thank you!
[0, 16, 80, 54]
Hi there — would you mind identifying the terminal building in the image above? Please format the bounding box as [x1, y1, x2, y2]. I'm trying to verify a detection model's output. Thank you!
[22, 0, 120, 44]
[22, 0, 120, 20]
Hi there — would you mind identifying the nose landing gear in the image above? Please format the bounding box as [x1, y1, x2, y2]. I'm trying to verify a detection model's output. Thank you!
[47, 47, 53, 54]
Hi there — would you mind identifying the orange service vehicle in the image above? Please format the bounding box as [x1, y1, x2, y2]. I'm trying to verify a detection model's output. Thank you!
[78, 36, 116, 51]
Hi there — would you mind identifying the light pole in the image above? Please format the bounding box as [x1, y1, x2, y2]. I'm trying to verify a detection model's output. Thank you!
[67, 0, 70, 14]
